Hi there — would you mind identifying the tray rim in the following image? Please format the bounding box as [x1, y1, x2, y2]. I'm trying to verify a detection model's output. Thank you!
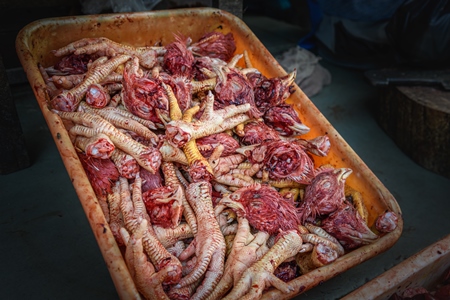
[15, 7, 403, 299]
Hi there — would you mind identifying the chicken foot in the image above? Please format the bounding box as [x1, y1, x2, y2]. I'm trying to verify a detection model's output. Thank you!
[54, 110, 161, 174]
[120, 221, 172, 300]
[51, 54, 131, 111]
[52, 37, 165, 69]
[165, 91, 251, 147]
[119, 176, 182, 285]
[223, 230, 303, 300]
[206, 216, 270, 300]
[177, 181, 226, 300]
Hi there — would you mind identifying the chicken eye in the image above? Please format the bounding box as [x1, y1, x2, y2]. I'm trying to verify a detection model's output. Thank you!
[250, 201, 262, 208]
[231, 82, 241, 91]
[90, 88, 99, 96]
[322, 181, 331, 189]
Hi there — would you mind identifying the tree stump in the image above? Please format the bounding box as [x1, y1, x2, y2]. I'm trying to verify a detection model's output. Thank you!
[377, 85, 450, 178]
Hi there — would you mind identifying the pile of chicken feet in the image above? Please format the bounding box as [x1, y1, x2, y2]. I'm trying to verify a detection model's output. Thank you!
[40, 32, 399, 300]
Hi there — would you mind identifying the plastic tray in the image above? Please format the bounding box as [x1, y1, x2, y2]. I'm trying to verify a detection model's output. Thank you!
[15, 7, 403, 299]
[343, 234, 450, 300]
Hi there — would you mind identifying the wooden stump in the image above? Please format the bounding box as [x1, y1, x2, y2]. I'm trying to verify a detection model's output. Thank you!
[377, 85, 450, 178]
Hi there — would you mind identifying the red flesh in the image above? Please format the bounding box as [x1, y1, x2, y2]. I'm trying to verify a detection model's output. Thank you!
[78, 152, 119, 196]
[253, 75, 295, 114]
[160, 72, 192, 112]
[163, 35, 194, 78]
[188, 160, 213, 183]
[85, 137, 115, 159]
[264, 104, 308, 136]
[197, 133, 240, 158]
[85, 84, 110, 108]
[274, 260, 299, 282]
[214, 68, 262, 119]
[122, 65, 169, 125]
[250, 140, 315, 184]
[140, 167, 163, 193]
[240, 121, 280, 145]
[321, 201, 378, 250]
[191, 32, 236, 62]
[53, 53, 93, 74]
[143, 186, 180, 228]
[375, 211, 399, 233]
[297, 168, 347, 223]
[233, 184, 300, 234]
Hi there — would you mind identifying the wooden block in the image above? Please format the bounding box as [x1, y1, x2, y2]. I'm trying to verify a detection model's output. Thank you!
[377, 85, 450, 178]
[0, 55, 30, 174]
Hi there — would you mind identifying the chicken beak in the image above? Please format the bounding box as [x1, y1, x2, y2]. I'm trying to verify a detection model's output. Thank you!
[337, 168, 353, 182]
[283, 69, 297, 87]
[220, 196, 246, 213]
[288, 123, 310, 135]
[354, 229, 379, 244]
[282, 113, 310, 135]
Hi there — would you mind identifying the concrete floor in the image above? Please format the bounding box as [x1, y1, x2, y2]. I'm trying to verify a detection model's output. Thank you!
[2, 12, 450, 300]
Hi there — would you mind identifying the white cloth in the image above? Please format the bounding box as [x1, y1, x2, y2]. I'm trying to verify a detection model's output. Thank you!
[276, 46, 331, 97]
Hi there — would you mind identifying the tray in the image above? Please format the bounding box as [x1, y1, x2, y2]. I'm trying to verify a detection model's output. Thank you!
[343, 234, 450, 300]
[15, 7, 403, 299]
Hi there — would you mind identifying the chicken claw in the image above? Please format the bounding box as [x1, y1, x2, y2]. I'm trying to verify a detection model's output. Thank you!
[120, 221, 171, 300]
[177, 181, 226, 300]
[206, 215, 270, 300]
[223, 230, 303, 300]
[165, 91, 251, 147]
[52, 37, 165, 69]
